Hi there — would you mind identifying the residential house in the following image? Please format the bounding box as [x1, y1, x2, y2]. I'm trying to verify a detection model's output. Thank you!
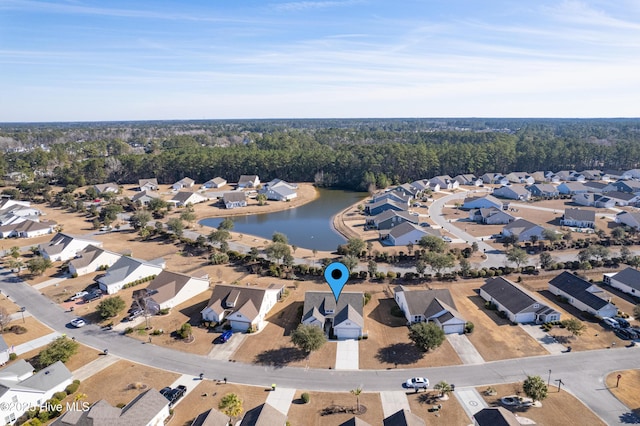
[501, 219, 545, 242]
[170, 191, 208, 207]
[239, 403, 287, 426]
[493, 184, 531, 201]
[383, 409, 425, 426]
[462, 194, 505, 211]
[0, 219, 55, 239]
[569, 171, 586, 182]
[142, 270, 210, 310]
[394, 182, 421, 198]
[339, 418, 372, 426]
[0, 200, 42, 226]
[139, 178, 159, 191]
[0, 360, 72, 425]
[581, 170, 603, 180]
[469, 208, 515, 225]
[549, 272, 617, 319]
[428, 182, 441, 192]
[616, 211, 640, 229]
[561, 208, 596, 229]
[602, 170, 632, 181]
[527, 183, 559, 198]
[202, 177, 227, 189]
[93, 182, 119, 194]
[555, 170, 576, 181]
[604, 267, 640, 297]
[572, 193, 604, 207]
[260, 179, 298, 201]
[53, 389, 170, 426]
[473, 407, 520, 426]
[505, 172, 535, 185]
[557, 181, 588, 195]
[583, 181, 608, 193]
[454, 174, 482, 186]
[594, 195, 617, 208]
[131, 190, 160, 206]
[481, 173, 509, 185]
[382, 222, 440, 246]
[172, 177, 195, 191]
[237, 175, 260, 188]
[604, 191, 640, 206]
[394, 286, 466, 334]
[531, 171, 550, 183]
[68, 245, 122, 277]
[190, 408, 229, 426]
[302, 291, 364, 339]
[223, 192, 247, 209]
[366, 210, 417, 230]
[39, 233, 102, 262]
[201, 283, 284, 331]
[97, 256, 165, 294]
[365, 199, 406, 216]
[0, 336, 9, 365]
[372, 191, 411, 207]
[429, 175, 459, 190]
[605, 180, 640, 194]
[479, 277, 560, 324]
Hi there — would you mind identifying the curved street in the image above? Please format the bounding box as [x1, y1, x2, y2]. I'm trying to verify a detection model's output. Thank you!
[1, 265, 638, 425]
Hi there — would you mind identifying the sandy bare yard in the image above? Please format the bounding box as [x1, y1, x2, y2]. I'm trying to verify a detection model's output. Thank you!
[1, 316, 53, 347]
[170, 381, 269, 426]
[446, 280, 548, 361]
[406, 390, 469, 425]
[606, 369, 640, 418]
[78, 359, 180, 407]
[477, 382, 606, 426]
[287, 390, 383, 426]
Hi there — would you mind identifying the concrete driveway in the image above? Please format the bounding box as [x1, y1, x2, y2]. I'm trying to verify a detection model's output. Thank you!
[335, 339, 359, 370]
[207, 333, 246, 360]
[447, 333, 485, 364]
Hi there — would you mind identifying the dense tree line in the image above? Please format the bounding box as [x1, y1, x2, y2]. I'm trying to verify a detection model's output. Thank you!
[2, 119, 640, 191]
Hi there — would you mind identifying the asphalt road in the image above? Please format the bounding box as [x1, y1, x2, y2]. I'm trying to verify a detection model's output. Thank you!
[1, 266, 638, 424]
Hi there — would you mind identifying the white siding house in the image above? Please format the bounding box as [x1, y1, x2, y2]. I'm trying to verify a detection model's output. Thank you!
[97, 256, 165, 294]
[604, 267, 640, 297]
[39, 233, 102, 262]
[68, 245, 122, 277]
[480, 277, 560, 324]
[549, 272, 617, 318]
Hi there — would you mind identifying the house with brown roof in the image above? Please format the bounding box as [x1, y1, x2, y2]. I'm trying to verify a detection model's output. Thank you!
[473, 407, 520, 426]
[131, 190, 160, 206]
[383, 409, 425, 426]
[0, 219, 55, 239]
[201, 284, 284, 331]
[68, 245, 122, 277]
[302, 291, 364, 339]
[493, 184, 531, 201]
[139, 178, 159, 191]
[53, 388, 170, 426]
[191, 408, 229, 426]
[394, 286, 465, 334]
[239, 402, 287, 426]
[172, 177, 195, 191]
[480, 277, 560, 324]
[142, 270, 210, 310]
[501, 219, 545, 242]
[93, 182, 119, 194]
[469, 207, 514, 225]
[202, 177, 227, 189]
[462, 194, 505, 211]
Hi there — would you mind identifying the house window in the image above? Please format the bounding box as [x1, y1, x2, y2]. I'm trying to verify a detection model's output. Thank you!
[413, 316, 421, 322]
[533, 303, 539, 309]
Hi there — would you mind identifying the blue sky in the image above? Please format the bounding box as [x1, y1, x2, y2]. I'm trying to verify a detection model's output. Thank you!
[1, 0, 640, 121]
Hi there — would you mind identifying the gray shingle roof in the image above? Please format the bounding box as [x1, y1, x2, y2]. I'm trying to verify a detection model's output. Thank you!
[303, 291, 363, 327]
[481, 277, 539, 314]
[394, 286, 464, 324]
[563, 208, 595, 222]
[239, 403, 286, 426]
[97, 256, 163, 287]
[205, 284, 282, 322]
[549, 272, 611, 310]
[611, 267, 640, 291]
[223, 192, 247, 203]
[191, 408, 229, 426]
[18, 361, 71, 392]
[339, 418, 373, 426]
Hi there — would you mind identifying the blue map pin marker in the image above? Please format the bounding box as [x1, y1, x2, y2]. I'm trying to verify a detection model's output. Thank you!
[324, 262, 349, 302]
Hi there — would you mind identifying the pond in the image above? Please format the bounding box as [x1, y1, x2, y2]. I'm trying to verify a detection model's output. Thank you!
[199, 188, 366, 251]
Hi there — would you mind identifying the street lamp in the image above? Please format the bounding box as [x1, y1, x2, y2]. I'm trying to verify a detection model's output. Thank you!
[20, 306, 25, 323]
[547, 369, 551, 387]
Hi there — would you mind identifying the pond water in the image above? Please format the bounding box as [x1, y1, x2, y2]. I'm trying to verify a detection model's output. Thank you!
[199, 188, 366, 251]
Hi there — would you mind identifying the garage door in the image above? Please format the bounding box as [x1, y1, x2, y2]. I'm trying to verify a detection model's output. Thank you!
[336, 327, 360, 339]
[443, 323, 464, 334]
[230, 320, 250, 332]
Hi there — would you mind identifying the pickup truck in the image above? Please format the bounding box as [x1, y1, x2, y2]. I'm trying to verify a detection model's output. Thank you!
[66, 291, 88, 302]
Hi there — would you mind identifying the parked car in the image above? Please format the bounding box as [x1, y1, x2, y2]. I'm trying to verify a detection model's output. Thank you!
[66, 291, 88, 302]
[161, 385, 187, 407]
[614, 317, 631, 328]
[82, 290, 103, 303]
[602, 317, 620, 329]
[442, 236, 452, 242]
[126, 309, 143, 321]
[70, 317, 86, 328]
[219, 330, 233, 343]
[405, 377, 429, 389]
[615, 328, 635, 340]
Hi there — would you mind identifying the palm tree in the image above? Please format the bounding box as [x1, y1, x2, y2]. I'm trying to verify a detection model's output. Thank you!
[350, 386, 363, 412]
[434, 381, 453, 400]
[218, 393, 243, 423]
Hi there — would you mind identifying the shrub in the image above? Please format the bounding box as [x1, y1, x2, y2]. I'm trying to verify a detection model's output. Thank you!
[9, 325, 28, 334]
[363, 292, 372, 306]
[151, 329, 163, 335]
[464, 321, 474, 334]
[301, 392, 310, 404]
[158, 308, 170, 315]
[53, 391, 67, 401]
[178, 323, 192, 339]
[65, 381, 80, 395]
[9, 352, 17, 361]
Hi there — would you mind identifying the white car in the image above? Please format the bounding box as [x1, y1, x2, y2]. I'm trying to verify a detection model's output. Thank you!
[70, 318, 86, 328]
[405, 377, 429, 389]
[442, 236, 453, 242]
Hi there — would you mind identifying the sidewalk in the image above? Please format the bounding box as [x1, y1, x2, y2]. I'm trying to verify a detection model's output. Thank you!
[12, 332, 62, 355]
[33, 275, 69, 290]
[265, 387, 296, 415]
[72, 354, 120, 381]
